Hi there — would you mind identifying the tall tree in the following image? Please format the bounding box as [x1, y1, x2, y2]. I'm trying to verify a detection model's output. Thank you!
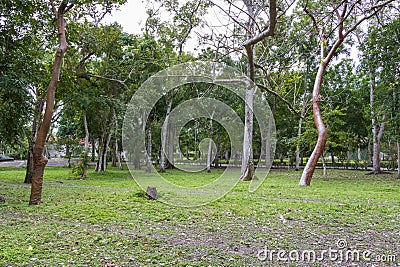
[29, 0, 73, 205]
[29, 0, 126, 205]
[298, 0, 395, 186]
[359, 14, 399, 175]
[0, 0, 50, 184]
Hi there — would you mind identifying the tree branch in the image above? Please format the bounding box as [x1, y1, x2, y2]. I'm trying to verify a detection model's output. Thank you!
[303, 0, 320, 34]
[342, 0, 395, 39]
[211, 1, 252, 35]
[257, 83, 301, 116]
[78, 73, 130, 90]
[243, 0, 277, 46]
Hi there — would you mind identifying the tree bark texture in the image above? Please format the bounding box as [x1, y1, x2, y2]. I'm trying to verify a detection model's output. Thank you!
[160, 98, 173, 172]
[29, 1, 71, 204]
[299, 60, 328, 186]
[299, 0, 392, 185]
[81, 107, 89, 179]
[207, 111, 215, 173]
[25, 98, 44, 184]
[369, 70, 386, 174]
[146, 127, 152, 173]
[397, 141, 400, 179]
[295, 92, 308, 171]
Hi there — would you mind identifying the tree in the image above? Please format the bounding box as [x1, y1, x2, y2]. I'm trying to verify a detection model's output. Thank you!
[359, 14, 399, 175]
[0, 0, 50, 184]
[298, 0, 395, 186]
[239, 0, 277, 180]
[29, 0, 126, 205]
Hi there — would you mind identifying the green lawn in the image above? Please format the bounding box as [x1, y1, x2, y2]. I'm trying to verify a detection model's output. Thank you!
[0, 166, 399, 266]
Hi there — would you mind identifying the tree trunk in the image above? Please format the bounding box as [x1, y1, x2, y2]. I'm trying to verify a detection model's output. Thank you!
[397, 141, 400, 179]
[207, 111, 215, 173]
[25, 143, 34, 184]
[241, 0, 256, 181]
[299, 60, 328, 186]
[111, 142, 117, 167]
[167, 123, 175, 168]
[295, 93, 307, 171]
[29, 1, 71, 205]
[194, 121, 198, 159]
[25, 98, 44, 184]
[214, 132, 220, 167]
[146, 127, 152, 173]
[116, 141, 122, 170]
[321, 152, 327, 178]
[370, 69, 386, 174]
[241, 86, 255, 180]
[346, 147, 351, 169]
[66, 142, 71, 168]
[91, 138, 96, 162]
[81, 107, 89, 179]
[160, 97, 173, 172]
[95, 132, 111, 172]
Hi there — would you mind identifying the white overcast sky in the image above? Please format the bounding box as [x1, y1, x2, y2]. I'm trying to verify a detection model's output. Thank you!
[104, 0, 204, 53]
[104, 0, 148, 35]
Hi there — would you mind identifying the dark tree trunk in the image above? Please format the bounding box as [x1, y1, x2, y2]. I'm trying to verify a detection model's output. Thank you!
[91, 138, 96, 162]
[25, 98, 44, 184]
[111, 142, 117, 167]
[95, 132, 111, 172]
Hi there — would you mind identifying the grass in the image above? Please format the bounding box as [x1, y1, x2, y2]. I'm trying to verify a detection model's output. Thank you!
[0, 166, 399, 266]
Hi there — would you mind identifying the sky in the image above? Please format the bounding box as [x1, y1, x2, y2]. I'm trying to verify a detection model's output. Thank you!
[104, 0, 148, 35]
[104, 0, 212, 54]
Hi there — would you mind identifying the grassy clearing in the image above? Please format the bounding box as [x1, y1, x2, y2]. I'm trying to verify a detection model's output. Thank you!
[0, 166, 399, 266]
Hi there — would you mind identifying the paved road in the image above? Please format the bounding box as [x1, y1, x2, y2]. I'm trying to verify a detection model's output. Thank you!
[0, 158, 75, 168]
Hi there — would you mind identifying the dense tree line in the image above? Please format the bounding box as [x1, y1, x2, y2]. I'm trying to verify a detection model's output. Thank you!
[0, 0, 399, 204]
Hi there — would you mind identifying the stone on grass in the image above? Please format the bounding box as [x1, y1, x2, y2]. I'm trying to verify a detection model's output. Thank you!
[146, 186, 158, 200]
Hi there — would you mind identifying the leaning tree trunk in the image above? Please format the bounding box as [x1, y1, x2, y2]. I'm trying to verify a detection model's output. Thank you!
[299, 42, 328, 186]
[29, 1, 71, 205]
